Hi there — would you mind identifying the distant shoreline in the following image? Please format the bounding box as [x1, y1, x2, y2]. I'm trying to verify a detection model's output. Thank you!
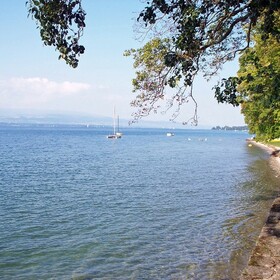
[240, 140, 280, 280]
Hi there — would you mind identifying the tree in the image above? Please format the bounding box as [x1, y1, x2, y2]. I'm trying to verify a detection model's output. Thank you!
[215, 13, 280, 140]
[26, 1, 280, 128]
[126, 0, 280, 123]
[236, 34, 280, 140]
[124, 37, 198, 124]
[26, 0, 86, 68]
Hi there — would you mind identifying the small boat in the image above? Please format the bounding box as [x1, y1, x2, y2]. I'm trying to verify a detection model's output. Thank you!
[107, 134, 121, 139]
[166, 132, 174, 137]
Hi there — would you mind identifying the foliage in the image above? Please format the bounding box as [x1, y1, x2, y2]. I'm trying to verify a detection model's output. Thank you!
[216, 29, 280, 141]
[126, 0, 280, 123]
[26, 0, 86, 68]
[138, 1, 280, 64]
[124, 38, 198, 124]
[269, 140, 280, 147]
[237, 34, 280, 140]
[214, 76, 240, 107]
[26, 0, 280, 132]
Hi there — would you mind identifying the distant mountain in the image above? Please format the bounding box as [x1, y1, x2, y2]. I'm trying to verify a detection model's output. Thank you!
[0, 110, 112, 126]
[0, 109, 196, 129]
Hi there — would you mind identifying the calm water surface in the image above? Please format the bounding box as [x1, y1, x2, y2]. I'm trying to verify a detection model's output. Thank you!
[0, 125, 279, 280]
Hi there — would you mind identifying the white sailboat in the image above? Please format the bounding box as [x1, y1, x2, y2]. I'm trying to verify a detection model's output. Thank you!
[107, 107, 122, 139]
[115, 115, 123, 138]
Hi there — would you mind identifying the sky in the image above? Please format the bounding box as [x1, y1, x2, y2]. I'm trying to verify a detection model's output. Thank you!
[0, 0, 245, 128]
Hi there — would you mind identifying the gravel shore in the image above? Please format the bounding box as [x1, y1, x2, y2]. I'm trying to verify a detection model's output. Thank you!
[240, 141, 280, 280]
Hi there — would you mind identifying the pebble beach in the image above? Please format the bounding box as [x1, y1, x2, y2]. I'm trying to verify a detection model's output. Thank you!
[241, 141, 280, 280]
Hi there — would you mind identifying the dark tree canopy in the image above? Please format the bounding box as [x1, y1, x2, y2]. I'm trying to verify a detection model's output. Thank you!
[216, 30, 280, 140]
[26, 0, 86, 68]
[213, 10, 280, 141]
[138, 0, 280, 62]
[125, 0, 280, 124]
[26, 1, 280, 138]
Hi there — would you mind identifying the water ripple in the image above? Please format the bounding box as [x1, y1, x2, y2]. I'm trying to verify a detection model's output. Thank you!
[0, 127, 279, 279]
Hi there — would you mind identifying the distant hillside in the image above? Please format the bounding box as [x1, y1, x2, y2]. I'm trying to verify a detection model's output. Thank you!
[0, 109, 192, 129]
[212, 125, 248, 131]
[0, 110, 113, 125]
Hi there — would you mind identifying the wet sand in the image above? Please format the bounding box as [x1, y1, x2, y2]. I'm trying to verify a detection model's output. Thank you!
[240, 141, 280, 280]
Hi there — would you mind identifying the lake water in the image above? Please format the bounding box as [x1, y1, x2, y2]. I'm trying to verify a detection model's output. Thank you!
[0, 125, 279, 280]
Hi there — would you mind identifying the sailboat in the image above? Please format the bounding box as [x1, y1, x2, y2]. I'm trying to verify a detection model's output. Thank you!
[115, 115, 123, 138]
[107, 107, 122, 139]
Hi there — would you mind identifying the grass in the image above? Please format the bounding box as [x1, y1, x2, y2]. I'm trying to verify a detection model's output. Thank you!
[268, 139, 280, 148]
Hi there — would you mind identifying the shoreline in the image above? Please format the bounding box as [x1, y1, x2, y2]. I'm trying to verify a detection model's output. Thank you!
[240, 140, 280, 280]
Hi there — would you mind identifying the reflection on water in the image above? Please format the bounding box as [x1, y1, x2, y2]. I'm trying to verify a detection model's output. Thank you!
[221, 152, 280, 280]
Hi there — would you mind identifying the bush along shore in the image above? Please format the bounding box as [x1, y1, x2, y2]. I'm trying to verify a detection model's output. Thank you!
[240, 140, 280, 280]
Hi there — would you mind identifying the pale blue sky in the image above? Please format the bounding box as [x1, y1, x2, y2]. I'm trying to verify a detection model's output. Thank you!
[0, 1, 245, 127]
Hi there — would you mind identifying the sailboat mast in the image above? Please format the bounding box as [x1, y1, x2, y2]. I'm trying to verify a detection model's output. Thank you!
[113, 106, 116, 135]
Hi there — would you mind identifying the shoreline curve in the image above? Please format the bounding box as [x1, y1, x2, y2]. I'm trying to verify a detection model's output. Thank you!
[240, 140, 280, 280]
